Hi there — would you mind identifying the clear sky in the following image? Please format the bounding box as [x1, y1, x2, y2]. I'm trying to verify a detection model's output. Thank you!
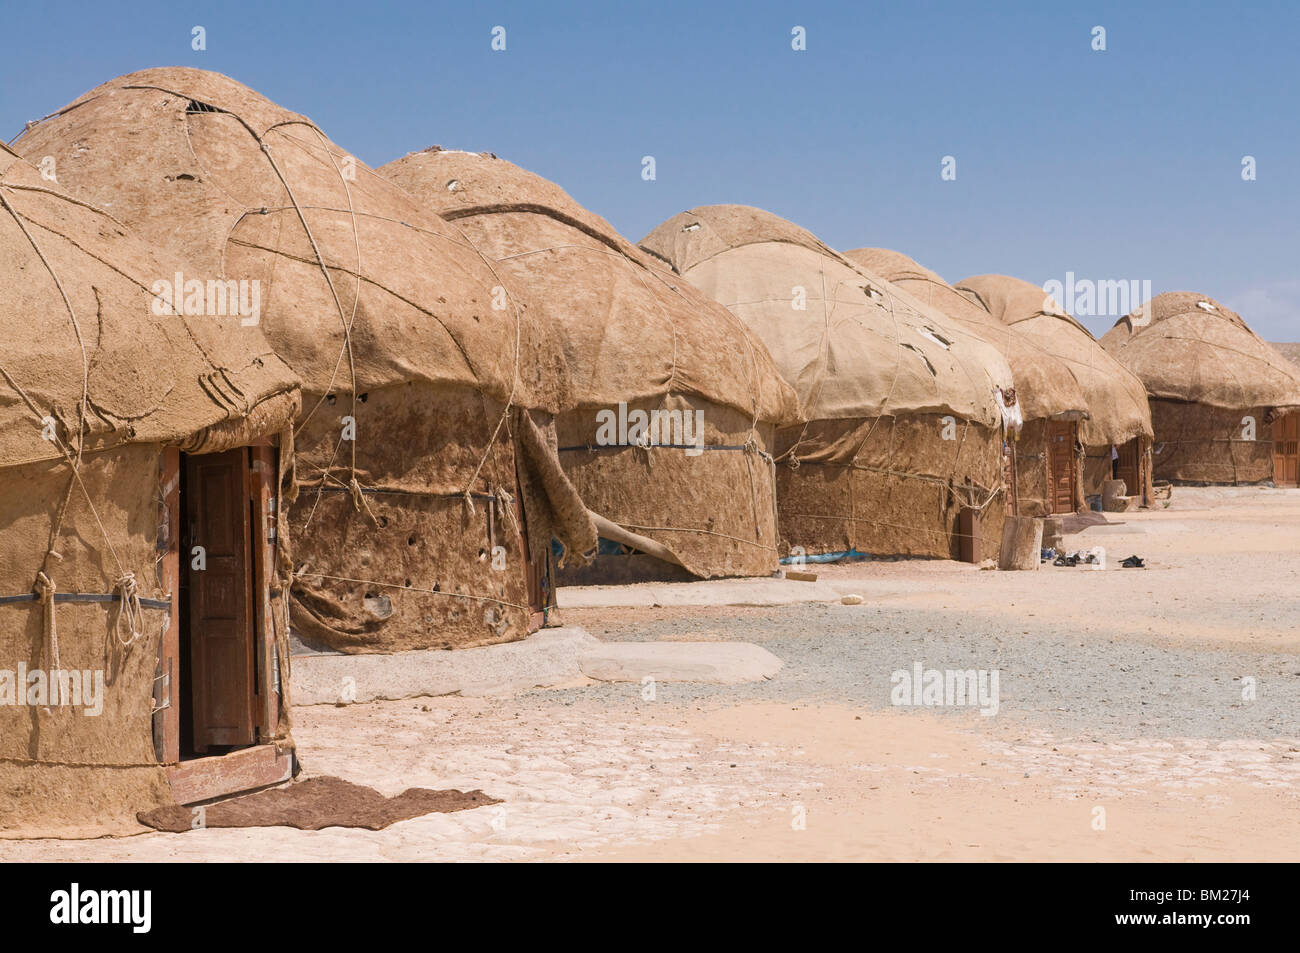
[4, 0, 1296, 339]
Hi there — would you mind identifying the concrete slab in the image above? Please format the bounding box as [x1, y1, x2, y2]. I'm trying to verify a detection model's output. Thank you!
[579, 642, 783, 684]
[290, 626, 600, 706]
[290, 627, 787, 704]
[557, 576, 862, 609]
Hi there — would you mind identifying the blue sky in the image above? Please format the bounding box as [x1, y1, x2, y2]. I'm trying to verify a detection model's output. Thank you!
[4, 0, 1297, 339]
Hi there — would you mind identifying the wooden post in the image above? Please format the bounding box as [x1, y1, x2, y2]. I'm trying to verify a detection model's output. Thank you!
[250, 441, 279, 741]
[957, 506, 981, 563]
[998, 515, 1043, 571]
[154, 449, 181, 765]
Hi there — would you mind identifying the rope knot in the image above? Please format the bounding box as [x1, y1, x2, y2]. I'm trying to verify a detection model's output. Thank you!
[113, 571, 145, 648]
[492, 485, 520, 536]
[348, 476, 380, 526]
[35, 571, 61, 705]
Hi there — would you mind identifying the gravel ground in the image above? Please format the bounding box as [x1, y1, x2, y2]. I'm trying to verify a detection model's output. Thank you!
[554, 602, 1299, 740]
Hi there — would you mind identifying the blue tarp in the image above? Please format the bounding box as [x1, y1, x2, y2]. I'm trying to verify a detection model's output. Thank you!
[778, 549, 872, 565]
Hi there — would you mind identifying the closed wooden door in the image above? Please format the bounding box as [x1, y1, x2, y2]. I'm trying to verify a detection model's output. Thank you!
[1047, 420, 1077, 514]
[1274, 414, 1299, 487]
[185, 448, 256, 751]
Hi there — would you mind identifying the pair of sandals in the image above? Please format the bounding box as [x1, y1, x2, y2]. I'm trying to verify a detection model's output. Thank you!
[1052, 551, 1098, 567]
[1120, 555, 1145, 568]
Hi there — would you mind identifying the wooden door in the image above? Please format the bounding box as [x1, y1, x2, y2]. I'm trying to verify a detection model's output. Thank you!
[1046, 421, 1077, 514]
[185, 448, 256, 751]
[1274, 414, 1299, 487]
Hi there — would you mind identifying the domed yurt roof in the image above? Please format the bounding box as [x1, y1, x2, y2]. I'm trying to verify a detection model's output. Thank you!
[845, 248, 1088, 423]
[1102, 292, 1300, 412]
[13, 67, 557, 411]
[0, 143, 299, 465]
[378, 149, 798, 426]
[640, 205, 1011, 428]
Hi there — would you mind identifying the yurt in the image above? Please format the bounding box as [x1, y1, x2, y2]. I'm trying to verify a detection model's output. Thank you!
[1102, 294, 1300, 486]
[0, 145, 302, 834]
[15, 69, 595, 657]
[641, 206, 1014, 563]
[378, 150, 799, 583]
[845, 249, 1090, 517]
[957, 275, 1155, 510]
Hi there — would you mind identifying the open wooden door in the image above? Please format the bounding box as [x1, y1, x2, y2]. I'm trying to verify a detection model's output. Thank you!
[1115, 438, 1146, 502]
[1274, 413, 1299, 487]
[185, 447, 256, 752]
[1046, 421, 1078, 514]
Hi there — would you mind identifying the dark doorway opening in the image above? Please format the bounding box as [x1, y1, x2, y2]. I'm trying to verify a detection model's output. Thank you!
[1115, 437, 1147, 504]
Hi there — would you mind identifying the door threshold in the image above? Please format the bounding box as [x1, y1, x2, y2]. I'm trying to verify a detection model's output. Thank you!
[166, 743, 293, 806]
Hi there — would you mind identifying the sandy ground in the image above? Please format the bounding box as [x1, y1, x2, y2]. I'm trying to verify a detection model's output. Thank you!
[3, 487, 1298, 861]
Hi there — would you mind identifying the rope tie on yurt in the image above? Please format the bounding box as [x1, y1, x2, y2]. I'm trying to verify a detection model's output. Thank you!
[493, 484, 519, 537]
[34, 573, 61, 701]
[348, 475, 380, 527]
[112, 572, 145, 648]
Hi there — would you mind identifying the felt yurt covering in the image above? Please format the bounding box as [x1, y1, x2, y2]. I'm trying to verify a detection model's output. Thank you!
[957, 274, 1154, 507]
[1102, 293, 1300, 484]
[379, 150, 799, 581]
[0, 146, 301, 835]
[16, 68, 596, 655]
[1270, 342, 1300, 371]
[846, 249, 1091, 516]
[641, 205, 1014, 561]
